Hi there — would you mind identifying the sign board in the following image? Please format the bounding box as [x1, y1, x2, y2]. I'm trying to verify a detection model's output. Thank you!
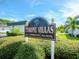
[25, 17, 56, 41]
[24, 17, 56, 59]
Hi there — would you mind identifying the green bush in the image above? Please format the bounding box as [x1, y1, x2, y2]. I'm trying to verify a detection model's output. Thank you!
[14, 43, 45, 59]
[28, 38, 51, 59]
[1, 36, 79, 59]
[41, 41, 51, 59]
[55, 40, 79, 59]
[44, 43, 51, 59]
[34, 39, 79, 59]
[0, 42, 22, 59]
[0, 39, 5, 45]
[7, 27, 23, 36]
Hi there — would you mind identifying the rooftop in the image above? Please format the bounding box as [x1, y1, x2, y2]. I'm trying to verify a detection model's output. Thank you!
[7, 21, 27, 26]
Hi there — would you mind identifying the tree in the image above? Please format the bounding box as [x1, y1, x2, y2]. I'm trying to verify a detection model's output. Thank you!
[57, 25, 65, 33]
[65, 16, 77, 37]
[0, 19, 12, 25]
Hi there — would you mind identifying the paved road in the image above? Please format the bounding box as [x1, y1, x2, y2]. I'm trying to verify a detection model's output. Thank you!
[0, 34, 7, 38]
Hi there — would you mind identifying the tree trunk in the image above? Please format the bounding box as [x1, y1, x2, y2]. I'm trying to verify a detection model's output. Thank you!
[71, 30, 74, 38]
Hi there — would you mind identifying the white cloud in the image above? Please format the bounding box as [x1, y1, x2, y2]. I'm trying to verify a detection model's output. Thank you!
[44, 10, 55, 19]
[31, 0, 43, 5]
[25, 14, 36, 21]
[26, 0, 45, 7]
[26, 14, 36, 18]
[8, 18, 18, 22]
[2, 18, 18, 22]
[44, 10, 57, 23]
[59, 0, 79, 17]
[26, 14, 36, 17]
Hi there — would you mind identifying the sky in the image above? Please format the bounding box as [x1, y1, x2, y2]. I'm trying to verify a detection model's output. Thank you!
[0, 0, 79, 26]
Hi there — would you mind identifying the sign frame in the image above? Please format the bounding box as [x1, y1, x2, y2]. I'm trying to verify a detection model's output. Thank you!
[24, 24, 56, 41]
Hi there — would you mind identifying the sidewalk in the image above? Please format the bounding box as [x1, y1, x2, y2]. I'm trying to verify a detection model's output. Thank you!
[0, 34, 7, 38]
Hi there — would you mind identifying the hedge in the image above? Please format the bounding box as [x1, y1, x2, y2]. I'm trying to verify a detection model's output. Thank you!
[0, 36, 79, 59]
[7, 27, 23, 36]
[0, 42, 22, 59]
[14, 43, 45, 59]
[55, 39, 79, 59]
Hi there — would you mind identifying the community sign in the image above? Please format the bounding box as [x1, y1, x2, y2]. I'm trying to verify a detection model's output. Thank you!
[25, 17, 56, 41]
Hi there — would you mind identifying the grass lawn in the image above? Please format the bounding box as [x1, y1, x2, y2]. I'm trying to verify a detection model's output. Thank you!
[0, 35, 50, 47]
[0, 34, 79, 50]
[0, 36, 24, 48]
[57, 34, 79, 40]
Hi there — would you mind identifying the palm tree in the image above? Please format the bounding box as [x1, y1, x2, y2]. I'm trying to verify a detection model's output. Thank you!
[65, 16, 77, 37]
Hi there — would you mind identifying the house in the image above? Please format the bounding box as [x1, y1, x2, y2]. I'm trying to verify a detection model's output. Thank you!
[7, 21, 27, 33]
[67, 20, 79, 37]
[0, 23, 10, 33]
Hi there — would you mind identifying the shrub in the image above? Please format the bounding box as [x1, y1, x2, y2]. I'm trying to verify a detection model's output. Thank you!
[7, 27, 23, 36]
[41, 41, 51, 59]
[0, 42, 22, 59]
[28, 38, 51, 59]
[55, 39, 79, 59]
[1, 36, 79, 59]
[0, 39, 5, 45]
[14, 43, 45, 59]
[33, 38, 79, 59]
[44, 43, 51, 59]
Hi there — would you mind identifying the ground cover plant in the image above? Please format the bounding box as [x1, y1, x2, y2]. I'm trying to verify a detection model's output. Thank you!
[0, 34, 79, 59]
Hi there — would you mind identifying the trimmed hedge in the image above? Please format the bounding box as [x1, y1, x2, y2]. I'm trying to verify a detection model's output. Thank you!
[40, 40, 51, 59]
[55, 39, 79, 59]
[7, 32, 23, 36]
[0, 42, 22, 59]
[14, 43, 45, 59]
[7, 27, 23, 36]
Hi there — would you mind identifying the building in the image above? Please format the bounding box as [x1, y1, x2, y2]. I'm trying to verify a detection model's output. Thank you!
[7, 21, 27, 33]
[0, 23, 10, 33]
[67, 20, 79, 37]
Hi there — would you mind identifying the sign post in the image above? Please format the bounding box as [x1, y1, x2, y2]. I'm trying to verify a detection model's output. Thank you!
[25, 17, 56, 59]
[51, 24, 56, 59]
[51, 41, 55, 59]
